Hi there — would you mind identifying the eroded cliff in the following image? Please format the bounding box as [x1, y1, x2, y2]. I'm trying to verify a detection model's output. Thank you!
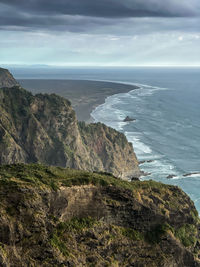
[0, 85, 140, 179]
[0, 164, 199, 267]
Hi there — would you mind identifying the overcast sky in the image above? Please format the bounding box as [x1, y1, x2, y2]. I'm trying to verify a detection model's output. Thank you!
[1, 0, 200, 66]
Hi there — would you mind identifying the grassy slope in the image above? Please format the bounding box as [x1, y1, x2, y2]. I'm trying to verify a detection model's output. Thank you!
[0, 164, 199, 266]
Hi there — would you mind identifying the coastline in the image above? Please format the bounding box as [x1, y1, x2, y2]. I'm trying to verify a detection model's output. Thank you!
[14, 75, 200, 215]
[19, 79, 139, 122]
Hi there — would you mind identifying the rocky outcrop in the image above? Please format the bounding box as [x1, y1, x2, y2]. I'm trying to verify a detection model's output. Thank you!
[0, 164, 199, 266]
[0, 86, 140, 179]
[123, 116, 135, 122]
[0, 68, 19, 88]
[79, 122, 141, 179]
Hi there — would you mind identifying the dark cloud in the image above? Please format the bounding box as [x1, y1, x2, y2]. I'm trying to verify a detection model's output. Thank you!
[0, 11, 116, 33]
[0, 0, 199, 18]
[0, 0, 199, 34]
[0, 1, 199, 66]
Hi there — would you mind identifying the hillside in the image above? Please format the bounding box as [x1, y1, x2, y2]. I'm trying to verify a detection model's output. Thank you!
[0, 164, 199, 266]
[0, 68, 19, 88]
[0, 85, 140, 179]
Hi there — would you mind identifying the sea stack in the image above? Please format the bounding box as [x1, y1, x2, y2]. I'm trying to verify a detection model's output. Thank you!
[123, 116, 135, 122]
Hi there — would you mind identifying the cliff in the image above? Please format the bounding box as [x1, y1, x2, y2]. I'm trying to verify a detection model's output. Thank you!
[0, 164, 199, 266]
[79, 122, 140, 179]
[0, 86, 140, 179]
[0, 68, 19, 88]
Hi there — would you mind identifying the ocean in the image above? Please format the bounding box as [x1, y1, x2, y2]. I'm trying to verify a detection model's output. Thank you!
[12, 67, 200, 212]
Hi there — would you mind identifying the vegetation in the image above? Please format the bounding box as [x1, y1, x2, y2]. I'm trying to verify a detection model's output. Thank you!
[175, 224, 198, 247]
[50, 234, 69, 257]
[0, 163, 175, 192]
[145, 223, 174, 244]
[0, 163, 199, 266]
[57, 217, 98, 233]
[120, 227, 143, 241]
[0, 164, 199, 225]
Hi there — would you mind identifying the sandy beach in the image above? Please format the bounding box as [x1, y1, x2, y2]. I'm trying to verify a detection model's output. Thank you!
[19, 79, 138, 122]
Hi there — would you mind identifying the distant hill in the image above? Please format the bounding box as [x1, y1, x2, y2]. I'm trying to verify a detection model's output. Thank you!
[0, 67, 19, 88]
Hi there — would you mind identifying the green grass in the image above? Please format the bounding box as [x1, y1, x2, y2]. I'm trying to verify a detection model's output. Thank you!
[120, 227, 143, 241]
[50, 234, 69, 256]
[57, 217, 97, 233]
[50, 217, 98, 257]
[175, 224, 197, 247]
[0, 163, 176, 192]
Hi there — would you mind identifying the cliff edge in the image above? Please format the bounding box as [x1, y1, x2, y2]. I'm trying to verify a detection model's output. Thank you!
[0, 85, 140, 179]
[0, 68, 19, 88]
[0, 164, 199, 266]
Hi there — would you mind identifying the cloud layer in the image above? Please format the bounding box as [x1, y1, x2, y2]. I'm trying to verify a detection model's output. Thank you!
[1, 0, 200, 18]
[0, 0, 200, 66]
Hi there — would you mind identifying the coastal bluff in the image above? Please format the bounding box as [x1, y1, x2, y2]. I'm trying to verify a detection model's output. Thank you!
[0, 67, 19, 88]
[0, 164, 199, 266]
[0, 68, 140, 179]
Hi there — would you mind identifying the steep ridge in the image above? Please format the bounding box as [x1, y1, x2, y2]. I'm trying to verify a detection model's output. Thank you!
[0, 68, 19, 88]
[0, 85, 140, 179]
[0, 164, 199, 266]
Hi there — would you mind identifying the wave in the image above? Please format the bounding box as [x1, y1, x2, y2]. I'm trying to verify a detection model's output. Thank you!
[91, 83, 200, 180]
[91, 81, 200, 213]
[91, 83, 181, 178]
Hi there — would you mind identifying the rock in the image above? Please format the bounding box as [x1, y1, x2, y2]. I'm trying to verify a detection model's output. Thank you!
[139, 160, 154, 165]
[167, 174, 176, 179]
[123, 116, 135, 122]
[131, 176, 140, 181]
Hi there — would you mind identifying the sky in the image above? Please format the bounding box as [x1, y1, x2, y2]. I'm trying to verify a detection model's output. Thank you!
[0, 0, 200, 66]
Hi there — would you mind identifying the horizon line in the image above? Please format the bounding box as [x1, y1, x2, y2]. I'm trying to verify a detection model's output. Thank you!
[1, 63, 200, 68]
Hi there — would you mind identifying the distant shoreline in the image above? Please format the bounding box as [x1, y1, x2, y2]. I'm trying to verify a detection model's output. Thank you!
[19, 79, 139, 122]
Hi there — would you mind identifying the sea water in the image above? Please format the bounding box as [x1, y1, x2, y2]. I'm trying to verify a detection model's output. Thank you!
[13, 67, 200, 212]
[90, 67, 200, 213]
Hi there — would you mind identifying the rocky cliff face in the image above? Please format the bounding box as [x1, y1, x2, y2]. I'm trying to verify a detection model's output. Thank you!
[0, 164, 199, 267]
[0, 86, 140, 179]
[79, 122, 141, 179]
[0, 68, 19, 88]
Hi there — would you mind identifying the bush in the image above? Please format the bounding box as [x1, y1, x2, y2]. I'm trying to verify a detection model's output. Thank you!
[145, 224, 173, 244]
[175, 224, 197, 247]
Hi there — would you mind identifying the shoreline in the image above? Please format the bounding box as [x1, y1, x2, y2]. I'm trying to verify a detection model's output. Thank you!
[19, 79, 139, 122]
